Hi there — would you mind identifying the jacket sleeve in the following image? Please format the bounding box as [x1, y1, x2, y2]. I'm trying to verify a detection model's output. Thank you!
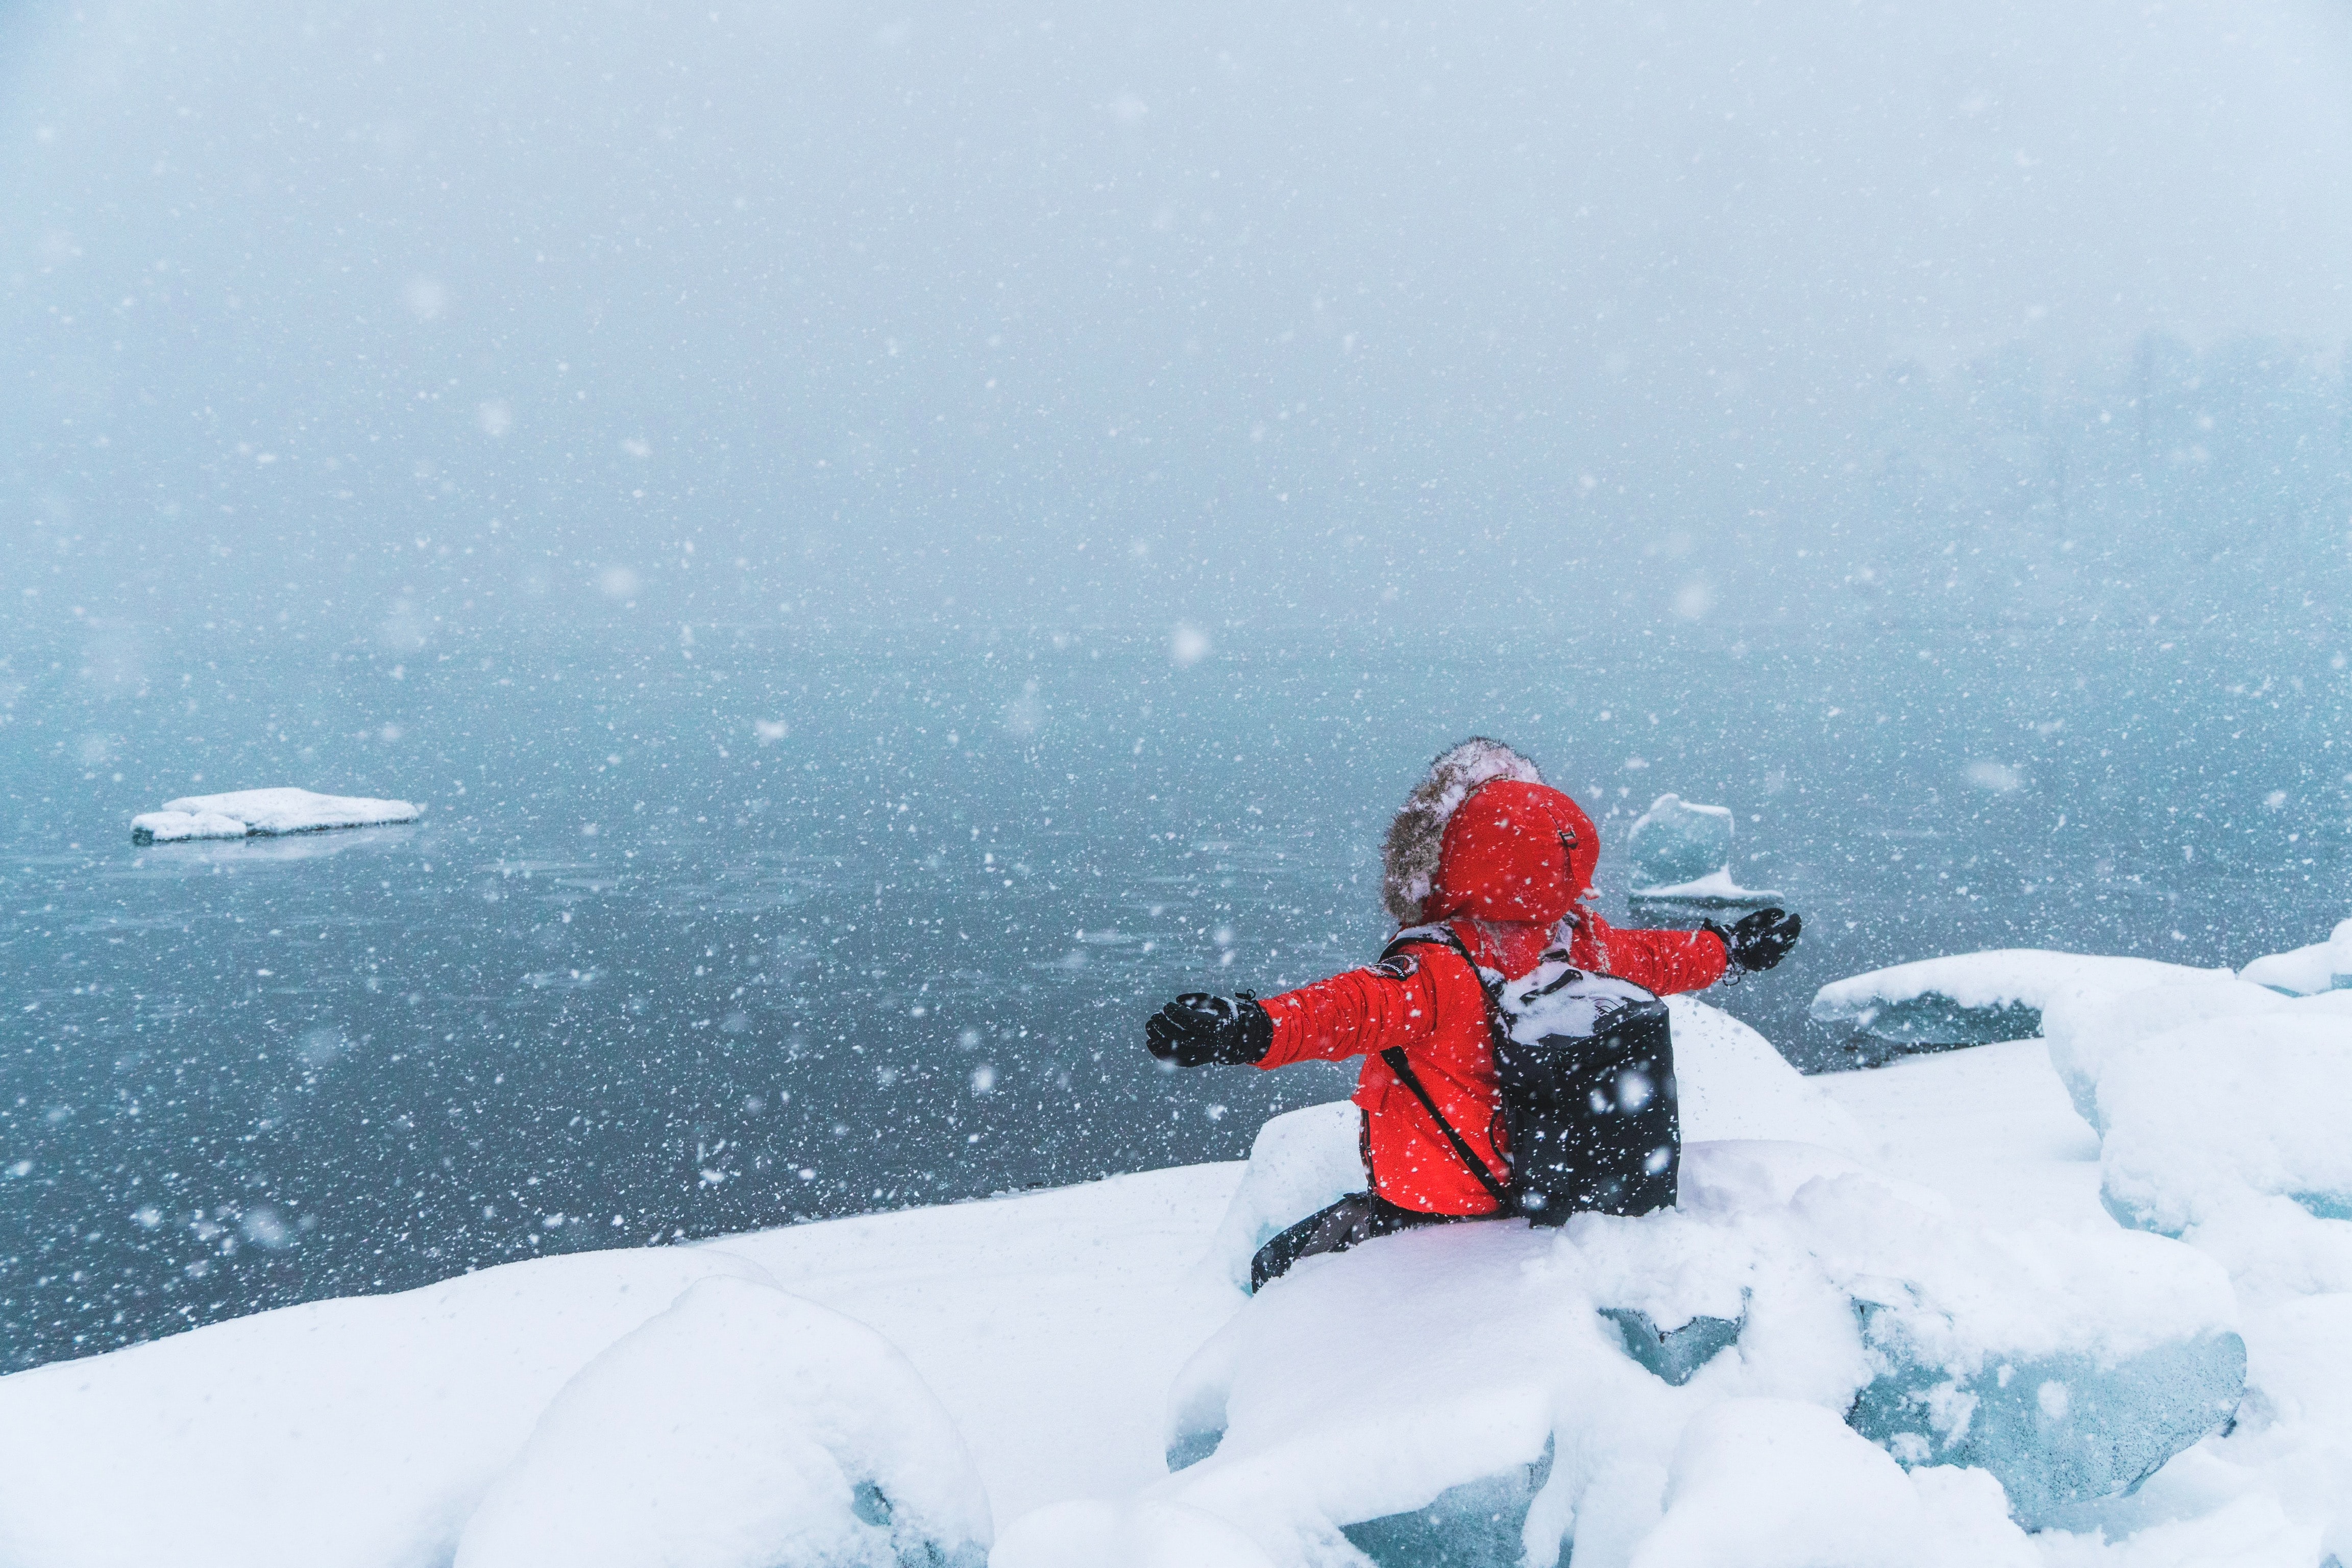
[1254, 950, 1444, 1069]
[1590, 914, 1730, 995]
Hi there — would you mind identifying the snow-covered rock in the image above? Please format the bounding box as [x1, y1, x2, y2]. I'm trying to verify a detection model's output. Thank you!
[2238, 917, 2352, 996]
[1811, 950, 2232, 1048]
[1196, 998, 1865, 1291]
[455, 1276, 989, 1568]
[1162, 1140, 2241, 1558]
[131, 786, 420, 843]
[1625, 794, 1783, 905]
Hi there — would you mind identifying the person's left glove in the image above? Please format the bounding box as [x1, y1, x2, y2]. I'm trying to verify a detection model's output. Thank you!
[1145, 992, 1273, 1067]
[1703, 908, 1802, 974]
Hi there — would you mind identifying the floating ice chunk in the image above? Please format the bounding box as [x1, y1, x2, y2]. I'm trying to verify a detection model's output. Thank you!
[131, 787, 421, 844]
[1811, 951, 2230, 1048]
[128, 808, 250, 842]
[1628, 795, 1734, 890]
[2238, 917, 2352, 996]
[1625, 795, 1783, 905]
[455, 1275, 990, 1568]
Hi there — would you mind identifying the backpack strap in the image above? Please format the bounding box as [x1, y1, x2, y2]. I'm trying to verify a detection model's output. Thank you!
[1377, 927, 1513, 1207]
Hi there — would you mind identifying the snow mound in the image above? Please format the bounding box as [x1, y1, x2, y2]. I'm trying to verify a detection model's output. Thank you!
[2093, 1013, 2352, 1278]
[1625, 794, 1783, 904]
[2037, 967, 2352, 1300]
[0, 1247, 794, 1568]
[1197, 999, 1865, 1290]
[1634, 1399, 2033, 1568]
[2238, 916, 2352, 995]
[1811, 950, 2231, 1047]
[132, 787, 421, 843]
[1162, 1140, 2239, 1559]
[455, 1276, 989, 1568]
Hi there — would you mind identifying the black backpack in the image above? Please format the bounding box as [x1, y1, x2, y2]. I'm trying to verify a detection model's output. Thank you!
[1376, 925, 1680, 1226]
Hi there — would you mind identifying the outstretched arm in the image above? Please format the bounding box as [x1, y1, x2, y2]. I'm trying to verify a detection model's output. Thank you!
[1590, 916, 1731, 996]
[1253, 948, 1450, 1068]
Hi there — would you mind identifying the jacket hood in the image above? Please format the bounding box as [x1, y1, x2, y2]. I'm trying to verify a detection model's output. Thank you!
[1381, 739, 1597, 925]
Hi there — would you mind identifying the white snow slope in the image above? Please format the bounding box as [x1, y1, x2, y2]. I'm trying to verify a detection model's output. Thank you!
[0, 981, 2345, 1567]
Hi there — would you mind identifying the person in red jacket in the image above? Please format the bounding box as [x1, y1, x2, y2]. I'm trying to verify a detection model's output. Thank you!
[1145, 738, 1799, 1289]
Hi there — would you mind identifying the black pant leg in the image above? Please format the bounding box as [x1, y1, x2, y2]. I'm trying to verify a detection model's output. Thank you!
[1249, 1193, 1463, 1292]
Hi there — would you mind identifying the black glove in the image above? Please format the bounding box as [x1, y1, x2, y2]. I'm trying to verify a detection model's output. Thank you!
[1145, 992, 1273, 1067]
[1703, 908, 1801, 974]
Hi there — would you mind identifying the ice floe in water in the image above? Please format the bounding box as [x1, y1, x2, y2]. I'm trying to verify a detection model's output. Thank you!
[1624, 793, 1784, 909]
[1810, 949, 2231, 1048]
[131, 787, 421, 843]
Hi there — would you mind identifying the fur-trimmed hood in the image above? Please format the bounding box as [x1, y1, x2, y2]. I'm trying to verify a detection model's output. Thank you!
[1381, 738, 1548, 924]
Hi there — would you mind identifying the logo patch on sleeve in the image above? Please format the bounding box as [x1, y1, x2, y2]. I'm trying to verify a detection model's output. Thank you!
[1371, 951, 1421, 982]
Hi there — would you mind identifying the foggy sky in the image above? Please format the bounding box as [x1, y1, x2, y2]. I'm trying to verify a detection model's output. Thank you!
[5, 1, 2349, 643]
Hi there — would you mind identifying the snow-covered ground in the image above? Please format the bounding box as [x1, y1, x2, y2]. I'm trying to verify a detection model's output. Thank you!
[1, 955, 2346, 1567]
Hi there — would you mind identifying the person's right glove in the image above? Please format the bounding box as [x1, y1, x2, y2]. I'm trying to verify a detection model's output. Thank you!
[1703, 907, 1801, 974]
[1144, 992, 1273, 1067]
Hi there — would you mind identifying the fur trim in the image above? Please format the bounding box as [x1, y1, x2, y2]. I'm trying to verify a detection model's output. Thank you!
[1380, 738, 1546, 924]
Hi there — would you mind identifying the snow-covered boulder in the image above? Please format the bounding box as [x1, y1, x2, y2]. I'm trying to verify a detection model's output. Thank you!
[131, 786, 420, 843]
[2238, 917, 2352, 996]
[1161, 1140, 2240, 1559]
[1811, 950, 2231, 1048]
[1195, 999, 1865, 1292]
[455, 1276, 989, 1568]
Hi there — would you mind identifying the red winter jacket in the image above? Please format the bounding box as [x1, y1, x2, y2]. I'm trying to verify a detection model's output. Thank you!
[1254, 779, 1728, 1216]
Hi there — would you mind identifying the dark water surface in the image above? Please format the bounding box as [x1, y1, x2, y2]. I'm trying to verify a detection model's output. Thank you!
[4, 620, 2346, 1368]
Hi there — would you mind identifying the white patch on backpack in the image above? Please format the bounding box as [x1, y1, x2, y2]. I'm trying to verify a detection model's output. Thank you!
[1499, 955, 1658, 1044]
